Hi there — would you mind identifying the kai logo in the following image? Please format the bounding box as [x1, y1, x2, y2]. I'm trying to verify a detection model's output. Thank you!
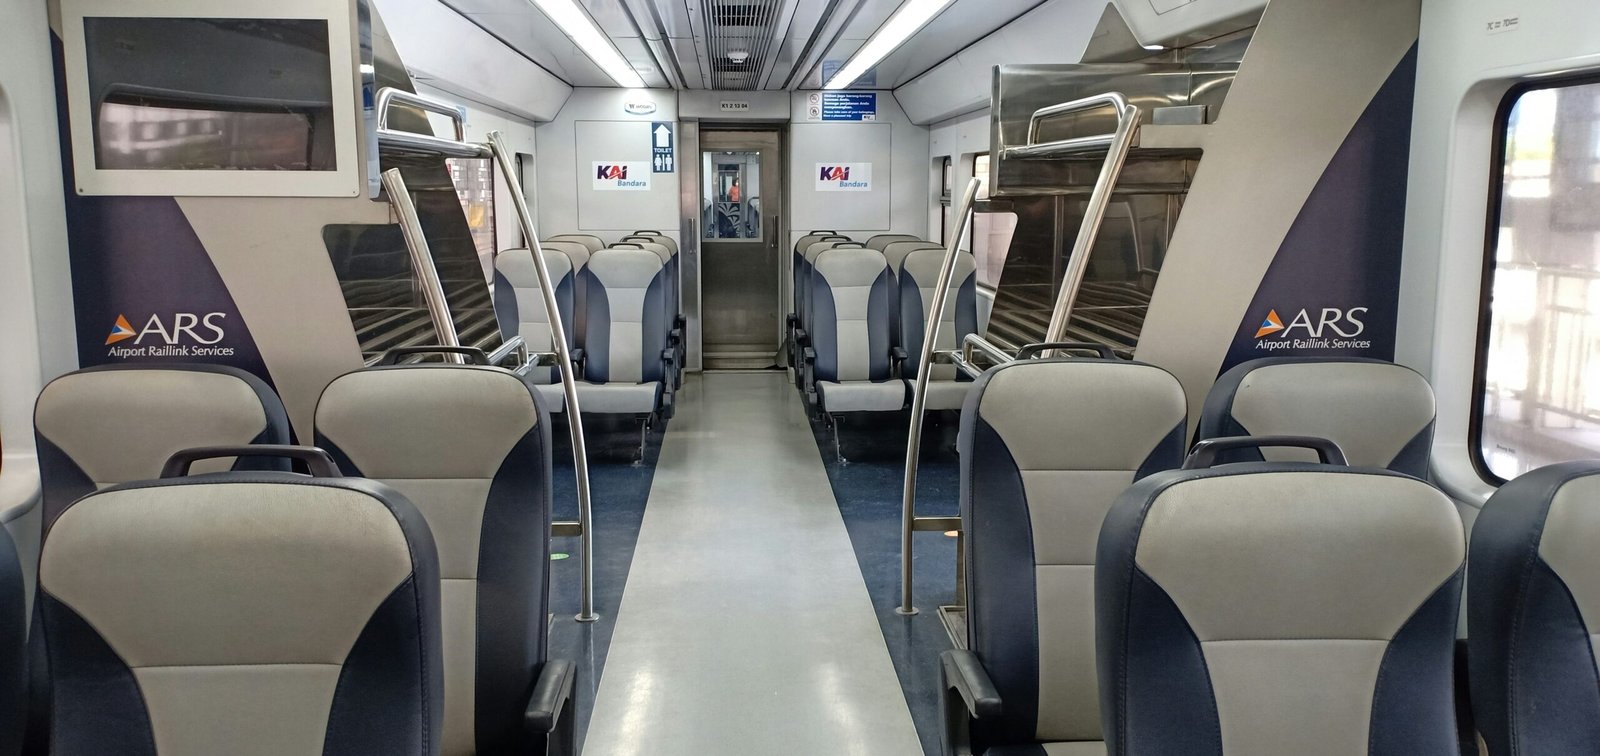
[596, 165, 629, 180]
[1254, 310, 1285, 339]
[819, 166, 850, 181]
[105, 315, 137, 345]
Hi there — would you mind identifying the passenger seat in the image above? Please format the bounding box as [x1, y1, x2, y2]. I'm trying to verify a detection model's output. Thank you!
[315, 354, 576, 756]
[540, 239, 593, 349]
[941, 356, 1186, 756]
[577, 246, 674, 433]
[1097, 436, 1464, 755]
[494, 247, 574, 411]
[899, 246, 978, 411]
[1198, 356, 1436, 477]
[1468, 461, 1600, 756]
[804, 246, 904, 439]
[37, 446, 444, 755]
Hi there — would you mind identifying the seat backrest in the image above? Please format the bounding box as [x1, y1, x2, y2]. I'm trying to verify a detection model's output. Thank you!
[1468, 461, 1600, 756]
[883, 240, 943, 277]
[39, 464, 443, 756]
[494, 248, 574, 385]
[0, 526, 22, 756]
[794, 231, 840, 256]
[1097, 457, 1465, 756]
[33, 364, 291, 531]
[960, 359, 1186, 751]
[545, 233, 604, 254]
[583, 248, 669, 385]
[802, 241, 866, 327]
[866, 233, 921, 252]
[316, 365, 551, 756]
[540, 239, 590, 274]
[793, 237, 850, 320]
[541, 240, 591, 347]
[898, 247, 977, 379]
[630, 231, 678, 256]
[1199, 357, 1436, 476]
[809, 247, 893, 383]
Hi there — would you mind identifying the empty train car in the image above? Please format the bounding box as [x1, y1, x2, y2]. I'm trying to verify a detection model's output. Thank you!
[0, 0, 1596, 753]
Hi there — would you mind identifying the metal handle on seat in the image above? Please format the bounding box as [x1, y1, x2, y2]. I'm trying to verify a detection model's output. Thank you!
[374, 87, 490, 159]
[1015, 342, 1118, 360]
[379, 346, 491, 365]
[161, 445, 342, 479]
[1182, 436, 1349, 470]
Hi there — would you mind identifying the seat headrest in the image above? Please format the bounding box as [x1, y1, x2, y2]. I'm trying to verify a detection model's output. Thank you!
[316, 365, 545, 480]
[813, 247, 887, 287]
[34, 364, 290, 526]
[498, 247, 572, 288]
[1200, 357, 1435, 475]
[586, 247, 665, 289]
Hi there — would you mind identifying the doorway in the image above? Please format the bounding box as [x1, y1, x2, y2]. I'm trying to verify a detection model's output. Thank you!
[700, 129, 783, 370]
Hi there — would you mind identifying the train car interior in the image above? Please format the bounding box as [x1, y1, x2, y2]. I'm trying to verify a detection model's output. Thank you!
[2, 0, 1600, 753]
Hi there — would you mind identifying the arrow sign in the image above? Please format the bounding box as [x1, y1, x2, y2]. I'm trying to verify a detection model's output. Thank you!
[654, 124, 672, 148]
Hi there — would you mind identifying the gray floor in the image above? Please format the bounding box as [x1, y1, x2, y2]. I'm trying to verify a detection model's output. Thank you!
[581, 372, 924, 755]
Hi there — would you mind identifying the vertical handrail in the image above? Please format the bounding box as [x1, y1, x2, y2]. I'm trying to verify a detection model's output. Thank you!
[484, 132, 600, 623]
[898, 177, 983, 616]
[1042, 100, 1142, 346]
[381, 168, 464, 364]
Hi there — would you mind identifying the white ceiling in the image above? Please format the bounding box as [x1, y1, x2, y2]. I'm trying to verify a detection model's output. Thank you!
[435, 0, 1051, 91]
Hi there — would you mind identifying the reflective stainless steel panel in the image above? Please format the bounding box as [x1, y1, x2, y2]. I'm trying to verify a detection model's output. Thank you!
[701, 129, 784, 369]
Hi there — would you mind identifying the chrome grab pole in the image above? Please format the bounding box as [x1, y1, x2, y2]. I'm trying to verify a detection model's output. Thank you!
[485, 131, 600, 623]
[375, 88, 491, 159]
[1043, 95, 1142, 348]
[381, 168, 464, 364]
[898, 177, 983, 616]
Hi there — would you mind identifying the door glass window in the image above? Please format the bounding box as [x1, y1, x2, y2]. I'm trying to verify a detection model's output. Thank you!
[1478, 79, 1600, 481]
[703, 151, 762, 239]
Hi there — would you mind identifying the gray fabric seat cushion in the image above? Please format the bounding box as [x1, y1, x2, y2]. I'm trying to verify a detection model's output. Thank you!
[921, 379, 972, 411]
[985, 743, 1106, 756]
[818, 380, 905, 413]
[576, 382, 662, 414]
[533, 383, 566, 412]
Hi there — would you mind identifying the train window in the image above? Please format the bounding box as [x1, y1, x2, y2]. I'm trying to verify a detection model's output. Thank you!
[447, 157, 496, 279]
[1476, 77, 1600, 482]
[938, 156, 952, 244]
[59, 2, 361, 197]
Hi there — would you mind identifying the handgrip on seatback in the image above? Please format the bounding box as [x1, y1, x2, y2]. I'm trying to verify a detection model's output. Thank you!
[161, 445, 342, 479]
[1016, 342, 1118, 360]
[1182, 435, 1348, 470]
[379, 346, 491, 365]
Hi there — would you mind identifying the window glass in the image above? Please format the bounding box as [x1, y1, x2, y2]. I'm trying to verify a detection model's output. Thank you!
[1478, 79, 1600, 481]
[702, 151, 761, 239]
[84, 17, 335, 171]
[973, 153, 991, 200]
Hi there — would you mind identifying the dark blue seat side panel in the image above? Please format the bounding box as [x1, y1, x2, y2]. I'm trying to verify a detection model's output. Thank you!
[582, 269, 611, 382]
[961, 414, 1040, 749]
[1469, 462, 1600, 756]
[39, 596, 156, 756]
[0, 527, 27, 756]
[493, 269, 519, 341]
[1368, 572, 1463, 756]
[323, 575, 439, 756]
[1095, 472, 1225, 756]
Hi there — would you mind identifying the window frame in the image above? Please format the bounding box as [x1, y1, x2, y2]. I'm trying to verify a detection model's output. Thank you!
[1469, 72, 1600, 485]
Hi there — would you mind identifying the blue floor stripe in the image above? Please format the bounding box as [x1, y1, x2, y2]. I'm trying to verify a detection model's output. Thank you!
[809, 409, 962, 756]
[547, 415, 666, 752]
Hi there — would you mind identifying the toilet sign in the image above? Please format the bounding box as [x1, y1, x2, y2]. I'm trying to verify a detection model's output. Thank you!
[652, 122, 675, 173]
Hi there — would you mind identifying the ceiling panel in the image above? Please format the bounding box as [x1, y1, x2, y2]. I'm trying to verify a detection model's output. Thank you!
[801, 0, 1046, 90]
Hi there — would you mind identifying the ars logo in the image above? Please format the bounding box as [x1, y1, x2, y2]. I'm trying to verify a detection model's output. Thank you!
[107, 313, 228, 345]
[596, 165, 628, 180]
[819, 166, 850, 181]
[1254, 307, 1369, 339]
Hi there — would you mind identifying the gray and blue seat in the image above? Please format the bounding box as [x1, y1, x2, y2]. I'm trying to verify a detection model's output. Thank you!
[37, 446, 444, 755]
[1468, 461, 1600, 756]
[315, 355, 575, 756]
[899, 246, 978, 411]
[1198, 357, 1436, 477]
[804, 246, 904, 416]
[576, 246, 674, 420]
[1096, 437, 1465, 755]
[941, 357, 1186, 756]
[494, 247, 575, 412]
[866, 233, 923, 252]
[619, 236, 684, 388]
[540, 239, 593, 351]
[789, 233, 850, 372]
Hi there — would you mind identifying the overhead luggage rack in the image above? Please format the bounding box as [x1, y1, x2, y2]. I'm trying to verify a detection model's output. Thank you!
[375, 87, 491, 160]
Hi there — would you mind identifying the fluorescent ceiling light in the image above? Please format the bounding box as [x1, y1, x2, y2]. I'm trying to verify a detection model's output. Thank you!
[823, 0, 958, 90]
[530, 0, 646, 88]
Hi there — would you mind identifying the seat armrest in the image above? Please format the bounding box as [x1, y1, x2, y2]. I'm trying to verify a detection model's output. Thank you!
[570, 348, 586, 369]
[524, 659, 576, 736]
[662, 348, 677, 366]
[803, 346, 816, 364]
[795, 327, 808, 345]
[941, 649, 1001, 719]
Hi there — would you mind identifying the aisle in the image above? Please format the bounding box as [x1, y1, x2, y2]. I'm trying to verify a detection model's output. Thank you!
[582, 372, 922, 755]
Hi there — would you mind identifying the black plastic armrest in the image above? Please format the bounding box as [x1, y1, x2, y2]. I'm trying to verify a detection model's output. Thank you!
[570, 348, 586, 369]
[795, 327, 808, 344]
[942, 649, 1002, 720]
[669, 327, 684, 344]
[803, 346, 816, 364]
[891, 346, 908, 362]
[662, 348, 676, 365]
[524, 659, 576, 735]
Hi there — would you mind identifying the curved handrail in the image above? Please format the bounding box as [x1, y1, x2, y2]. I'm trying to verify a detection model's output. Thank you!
[380, 168, 463, 363]
[485, 131, 600, 623]
[375, 87, 490, 159]
[899, 177, 983, 616]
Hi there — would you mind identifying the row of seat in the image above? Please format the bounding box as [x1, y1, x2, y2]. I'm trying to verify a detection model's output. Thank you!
[947, 354, 1591, 756]
[787, 231, 979, 420]
[494, 231, 684, 436]
[6, 358, 576, 755]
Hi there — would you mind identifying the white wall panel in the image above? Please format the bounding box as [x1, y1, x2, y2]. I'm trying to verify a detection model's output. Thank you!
[536, 89, 681, 246]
